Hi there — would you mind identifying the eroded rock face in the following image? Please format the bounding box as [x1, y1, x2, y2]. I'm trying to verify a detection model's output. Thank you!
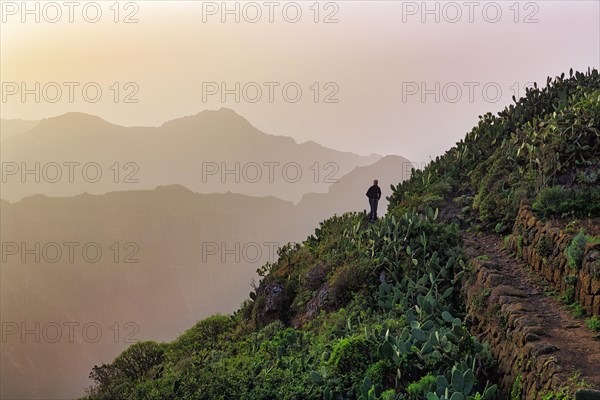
[305, 284, 330, 321]
[255, 282, 293, 326]
[304, 263, 329, 291]
[511, 202, 600, 317]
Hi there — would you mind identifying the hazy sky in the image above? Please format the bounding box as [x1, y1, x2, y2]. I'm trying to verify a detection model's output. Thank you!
[1, 0, 599, 164]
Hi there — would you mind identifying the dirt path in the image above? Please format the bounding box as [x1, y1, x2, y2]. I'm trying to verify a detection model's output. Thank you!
[464, 233, 600, 389]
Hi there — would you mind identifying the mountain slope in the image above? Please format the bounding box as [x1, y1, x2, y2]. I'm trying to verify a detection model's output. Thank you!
[388, 68, 600, 231]
[78, 69, 600, 400]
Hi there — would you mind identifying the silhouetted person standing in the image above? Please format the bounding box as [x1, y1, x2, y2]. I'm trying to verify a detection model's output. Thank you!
[366, 179, 381, 222]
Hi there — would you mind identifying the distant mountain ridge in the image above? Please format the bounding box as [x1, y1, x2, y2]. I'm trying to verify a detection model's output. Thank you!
[0, 118, 39, 140]
[1, 108, 381, 203]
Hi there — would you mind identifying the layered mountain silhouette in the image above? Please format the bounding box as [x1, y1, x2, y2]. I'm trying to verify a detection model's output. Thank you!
[0, 118, 39, 140]
[0, 110, 409, 400]
[0, 109, 380, 203]
[1, 187, 298, 399]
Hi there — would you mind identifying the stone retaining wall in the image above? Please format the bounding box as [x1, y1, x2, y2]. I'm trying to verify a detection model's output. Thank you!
[463, 259, 565, 399]
[510, 202, 600, 317]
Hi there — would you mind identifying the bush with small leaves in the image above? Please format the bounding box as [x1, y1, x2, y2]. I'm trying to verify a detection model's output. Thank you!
[566, 230, 587, 270]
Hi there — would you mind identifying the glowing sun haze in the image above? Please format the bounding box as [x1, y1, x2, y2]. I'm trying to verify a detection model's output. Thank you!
[1, 0, 599, 164]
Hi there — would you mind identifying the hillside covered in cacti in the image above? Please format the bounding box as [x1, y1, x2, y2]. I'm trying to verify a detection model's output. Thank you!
[82, 69, 600, 400]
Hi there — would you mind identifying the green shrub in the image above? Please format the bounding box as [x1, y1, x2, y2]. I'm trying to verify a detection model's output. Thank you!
[536, 235, 552, 258]
[166, 314, 235, 361]
[566, 230, 587, 270]
[503, 235, 511, 249]
[495, 222, 508, 234]
[541, 389, 570, 400]
[517, 235, 524, 256]
[586, 316, 600, 334]
[472, 156, 521, 232]
[329, 262, 374, 307]
[365, 360, 395, 393]
[533, 186, 571, 217]
[567, 302, 586, 318]
[472, 288, 492, 311]
[533, 185, 600, 219]
[511, 374, 523, 400]
[328, 335, 373, 389]
[407, 374, 436, 398]
[112, 341, 167, 381]
[565, 220, 578, 234]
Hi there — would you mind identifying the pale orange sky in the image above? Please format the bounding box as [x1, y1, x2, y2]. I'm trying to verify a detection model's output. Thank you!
[1, 0, 599, 164]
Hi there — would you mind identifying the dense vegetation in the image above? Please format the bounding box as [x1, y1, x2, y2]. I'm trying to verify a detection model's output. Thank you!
[83, 69, 599, 400]
[388, 68, 600, 232]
